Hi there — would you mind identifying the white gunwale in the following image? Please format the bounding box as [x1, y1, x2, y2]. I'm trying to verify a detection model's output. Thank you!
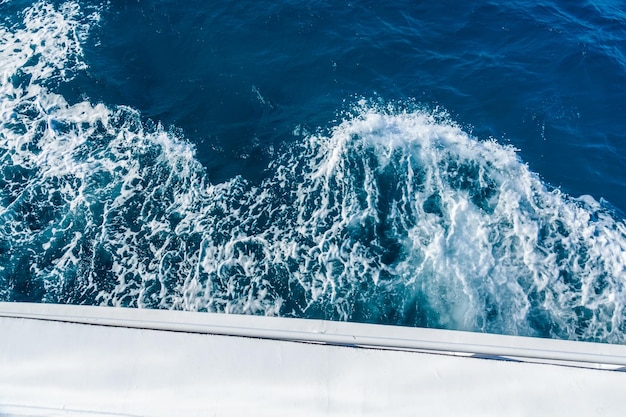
[1, 301, 625, 370]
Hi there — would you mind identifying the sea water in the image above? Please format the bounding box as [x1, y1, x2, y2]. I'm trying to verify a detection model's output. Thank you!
[1, 0, 625, 343]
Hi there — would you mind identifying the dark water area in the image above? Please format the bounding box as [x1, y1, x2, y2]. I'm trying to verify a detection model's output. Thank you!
[1, 0, 626, 343]
[71, 0, 626, 206]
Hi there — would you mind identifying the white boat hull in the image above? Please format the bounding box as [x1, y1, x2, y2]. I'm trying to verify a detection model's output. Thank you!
[1, 302, 625, 416]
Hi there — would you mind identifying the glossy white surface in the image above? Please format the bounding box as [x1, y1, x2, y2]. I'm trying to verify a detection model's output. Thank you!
[0, 303, 625, 416]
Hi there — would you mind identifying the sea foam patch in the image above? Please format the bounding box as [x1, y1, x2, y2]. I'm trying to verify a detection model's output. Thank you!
[1, 1, 625, 343]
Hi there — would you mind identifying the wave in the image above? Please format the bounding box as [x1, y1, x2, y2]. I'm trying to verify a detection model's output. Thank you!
[1, 1, 626, 343]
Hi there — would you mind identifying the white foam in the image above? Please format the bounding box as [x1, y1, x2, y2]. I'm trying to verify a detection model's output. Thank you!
[1, 1, 626, 343]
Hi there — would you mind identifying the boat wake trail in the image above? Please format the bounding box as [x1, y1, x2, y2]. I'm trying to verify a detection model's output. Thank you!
[1, 1, 625, 343]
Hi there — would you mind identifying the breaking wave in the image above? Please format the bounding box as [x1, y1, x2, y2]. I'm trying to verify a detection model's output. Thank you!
[1, 1, 626, 343]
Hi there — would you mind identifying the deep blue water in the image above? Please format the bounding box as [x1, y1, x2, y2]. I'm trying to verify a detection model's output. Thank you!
[1, 0, 626, 343]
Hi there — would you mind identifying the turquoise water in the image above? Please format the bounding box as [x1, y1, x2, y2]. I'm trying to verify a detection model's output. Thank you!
[1, 0, 626, 343]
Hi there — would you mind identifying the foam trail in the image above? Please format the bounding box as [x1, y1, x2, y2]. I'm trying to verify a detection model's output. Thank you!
[1, 1, 626, 343]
